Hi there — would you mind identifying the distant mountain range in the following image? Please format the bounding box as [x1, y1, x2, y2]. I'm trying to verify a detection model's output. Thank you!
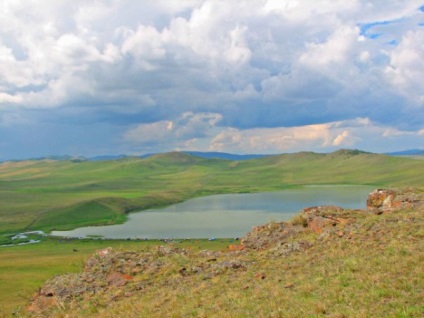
[181, 151, 271, 160]
[2, 149, 423, 163]
[31, 152, 273, 162]
[87, 152, 272, 161]
[384, 149, 424, 156]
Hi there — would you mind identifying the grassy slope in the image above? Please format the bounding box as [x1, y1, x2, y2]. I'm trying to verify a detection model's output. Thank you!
[0, 150, 423, 233]
[0, 238, 230, 316]
[9, 203, 423, 318]
[101, 210, 423, 318]
[0, 151, 422, 316]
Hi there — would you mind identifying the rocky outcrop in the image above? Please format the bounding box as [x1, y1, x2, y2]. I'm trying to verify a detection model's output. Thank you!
[240, 222, 303, 250]
[27, 246, 188, 314]
[27, 245, 250, 315]
[27, 188, 424, 316]
[367, 188, 424, 214]
[299, 205, 348, 234]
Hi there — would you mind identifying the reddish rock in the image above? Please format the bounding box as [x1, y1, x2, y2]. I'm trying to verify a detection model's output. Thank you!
[299, 206, 344, 234]
[229, 244, 245, 251]
[27, 295, 59, 313]
[367, 189, 397, 214]
[255, 273, 266, 280]
[366, 189, 423, 214]
[107, 272, 132, 287]
[241, 222, 302, 250]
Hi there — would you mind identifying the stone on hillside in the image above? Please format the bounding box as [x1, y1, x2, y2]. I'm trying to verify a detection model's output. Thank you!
[367, 189, 424, 214]
[241, 222, 302, 250]
[299, 206, 347, 234]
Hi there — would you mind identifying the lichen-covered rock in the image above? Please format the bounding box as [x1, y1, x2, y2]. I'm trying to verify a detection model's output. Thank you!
[27, 246, 189, 314]
[298, 206, 356, 234]
[27, 188, 423, 316]
[241, 222, 302, 250]
[367, 189, 424, 214]
[270, 240, 312, 257]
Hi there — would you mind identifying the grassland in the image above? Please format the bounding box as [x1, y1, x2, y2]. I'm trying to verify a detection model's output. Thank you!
[95, 208, 422, 318]
[0, 237, 229, 315]
[0, 150, 423, 317]
[4, 201, 422, 318]
[1, 150, 423, 234]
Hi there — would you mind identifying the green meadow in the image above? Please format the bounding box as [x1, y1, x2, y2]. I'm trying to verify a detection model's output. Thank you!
[1, 150, 423, 234]
[0, 237, 229, 315]
[0, 150, 423, 316]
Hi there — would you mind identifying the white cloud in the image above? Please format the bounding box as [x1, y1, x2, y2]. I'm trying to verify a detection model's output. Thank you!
[225, 25, 252, 65]
[209, 123, 337, 153]
[0, 92, 23, 104]
[121, 25, 166, 62]
[332, 130, 351, 146]
[0, 1, 423, 159]
[124, 112, 223, 147]
[124, 120, 174, 144]
[299, 26, 358, 70]
[386, 29, 424, 104]
[125, 116, 394, 154]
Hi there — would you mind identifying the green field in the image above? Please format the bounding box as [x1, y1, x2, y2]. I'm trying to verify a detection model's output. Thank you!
[0, 238, 229, 315]
[2, 202, 422, 317]
[0, 150, 423, 317]
[1, 150, 423, 235]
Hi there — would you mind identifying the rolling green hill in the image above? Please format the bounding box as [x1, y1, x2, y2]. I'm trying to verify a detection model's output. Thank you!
[0, 150, 423, 234]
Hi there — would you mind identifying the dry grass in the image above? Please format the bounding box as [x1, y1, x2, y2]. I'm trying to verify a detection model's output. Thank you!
[24, 206, 424, 318]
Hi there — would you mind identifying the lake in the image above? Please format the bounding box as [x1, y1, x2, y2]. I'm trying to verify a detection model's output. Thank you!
[51, 185, 374, 239]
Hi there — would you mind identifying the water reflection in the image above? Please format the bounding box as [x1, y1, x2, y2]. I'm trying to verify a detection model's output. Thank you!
[52, 186, 373, 239]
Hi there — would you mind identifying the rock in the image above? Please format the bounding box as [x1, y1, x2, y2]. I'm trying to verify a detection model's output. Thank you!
[27, 295, 59, 313]
[229, 244, 245, 251]
[270, 240, 311, 257]
[106, 272, 132, 287]
[26, 188, 423, 315]
[241, 222, 302, 250]
[255, 273, 266, 280]
[367, 189, 424, 214]
[299, 206, 345, 234]
[367, 189, 397, 214]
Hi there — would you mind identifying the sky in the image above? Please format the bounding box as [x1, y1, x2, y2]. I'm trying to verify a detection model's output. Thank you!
[0, 0, 423, 160]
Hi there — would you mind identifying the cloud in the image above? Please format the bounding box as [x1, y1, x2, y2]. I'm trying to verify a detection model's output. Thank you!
[0, 0, 423, 159]
[207, 117, 423, 154]
[122, 115, 423, 155]
[332, 130, 351, 146]
[386, 29, 424, 104]
[124, 112, 223, 150]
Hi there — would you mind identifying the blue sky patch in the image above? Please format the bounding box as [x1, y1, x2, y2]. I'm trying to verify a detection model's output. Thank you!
[358, 20, 398, 39]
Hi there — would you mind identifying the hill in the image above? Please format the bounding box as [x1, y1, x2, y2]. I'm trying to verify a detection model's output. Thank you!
[26, 188, 424, 317]
[385, 149, 424, 156]
[182, 151, 271, 160]
[0, 149, 423, 234]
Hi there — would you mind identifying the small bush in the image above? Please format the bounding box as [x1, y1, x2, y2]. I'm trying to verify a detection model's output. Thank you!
[291, 214, 308, 227]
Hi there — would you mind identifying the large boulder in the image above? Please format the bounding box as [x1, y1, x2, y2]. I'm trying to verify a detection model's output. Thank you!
[297, 205, 358, 237]
[367, 189, 424, 214]
[241, 222, 302, 250]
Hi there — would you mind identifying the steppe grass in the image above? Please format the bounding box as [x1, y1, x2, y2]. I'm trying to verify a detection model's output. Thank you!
[0, 238, 229, 316]
[0, 151, 423, 316]
[56, 207, 423, 318]
[1, 151, 423, 234]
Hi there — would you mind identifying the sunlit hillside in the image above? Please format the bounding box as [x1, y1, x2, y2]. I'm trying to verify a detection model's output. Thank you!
[0, 150, 423, 234]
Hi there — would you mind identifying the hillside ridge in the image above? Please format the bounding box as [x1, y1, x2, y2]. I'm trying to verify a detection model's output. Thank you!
[27, 188, 424, 317]
[1, 150, 423, 234]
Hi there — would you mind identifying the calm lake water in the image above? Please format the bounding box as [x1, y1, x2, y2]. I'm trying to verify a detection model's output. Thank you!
[52, 185, 374, 239]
